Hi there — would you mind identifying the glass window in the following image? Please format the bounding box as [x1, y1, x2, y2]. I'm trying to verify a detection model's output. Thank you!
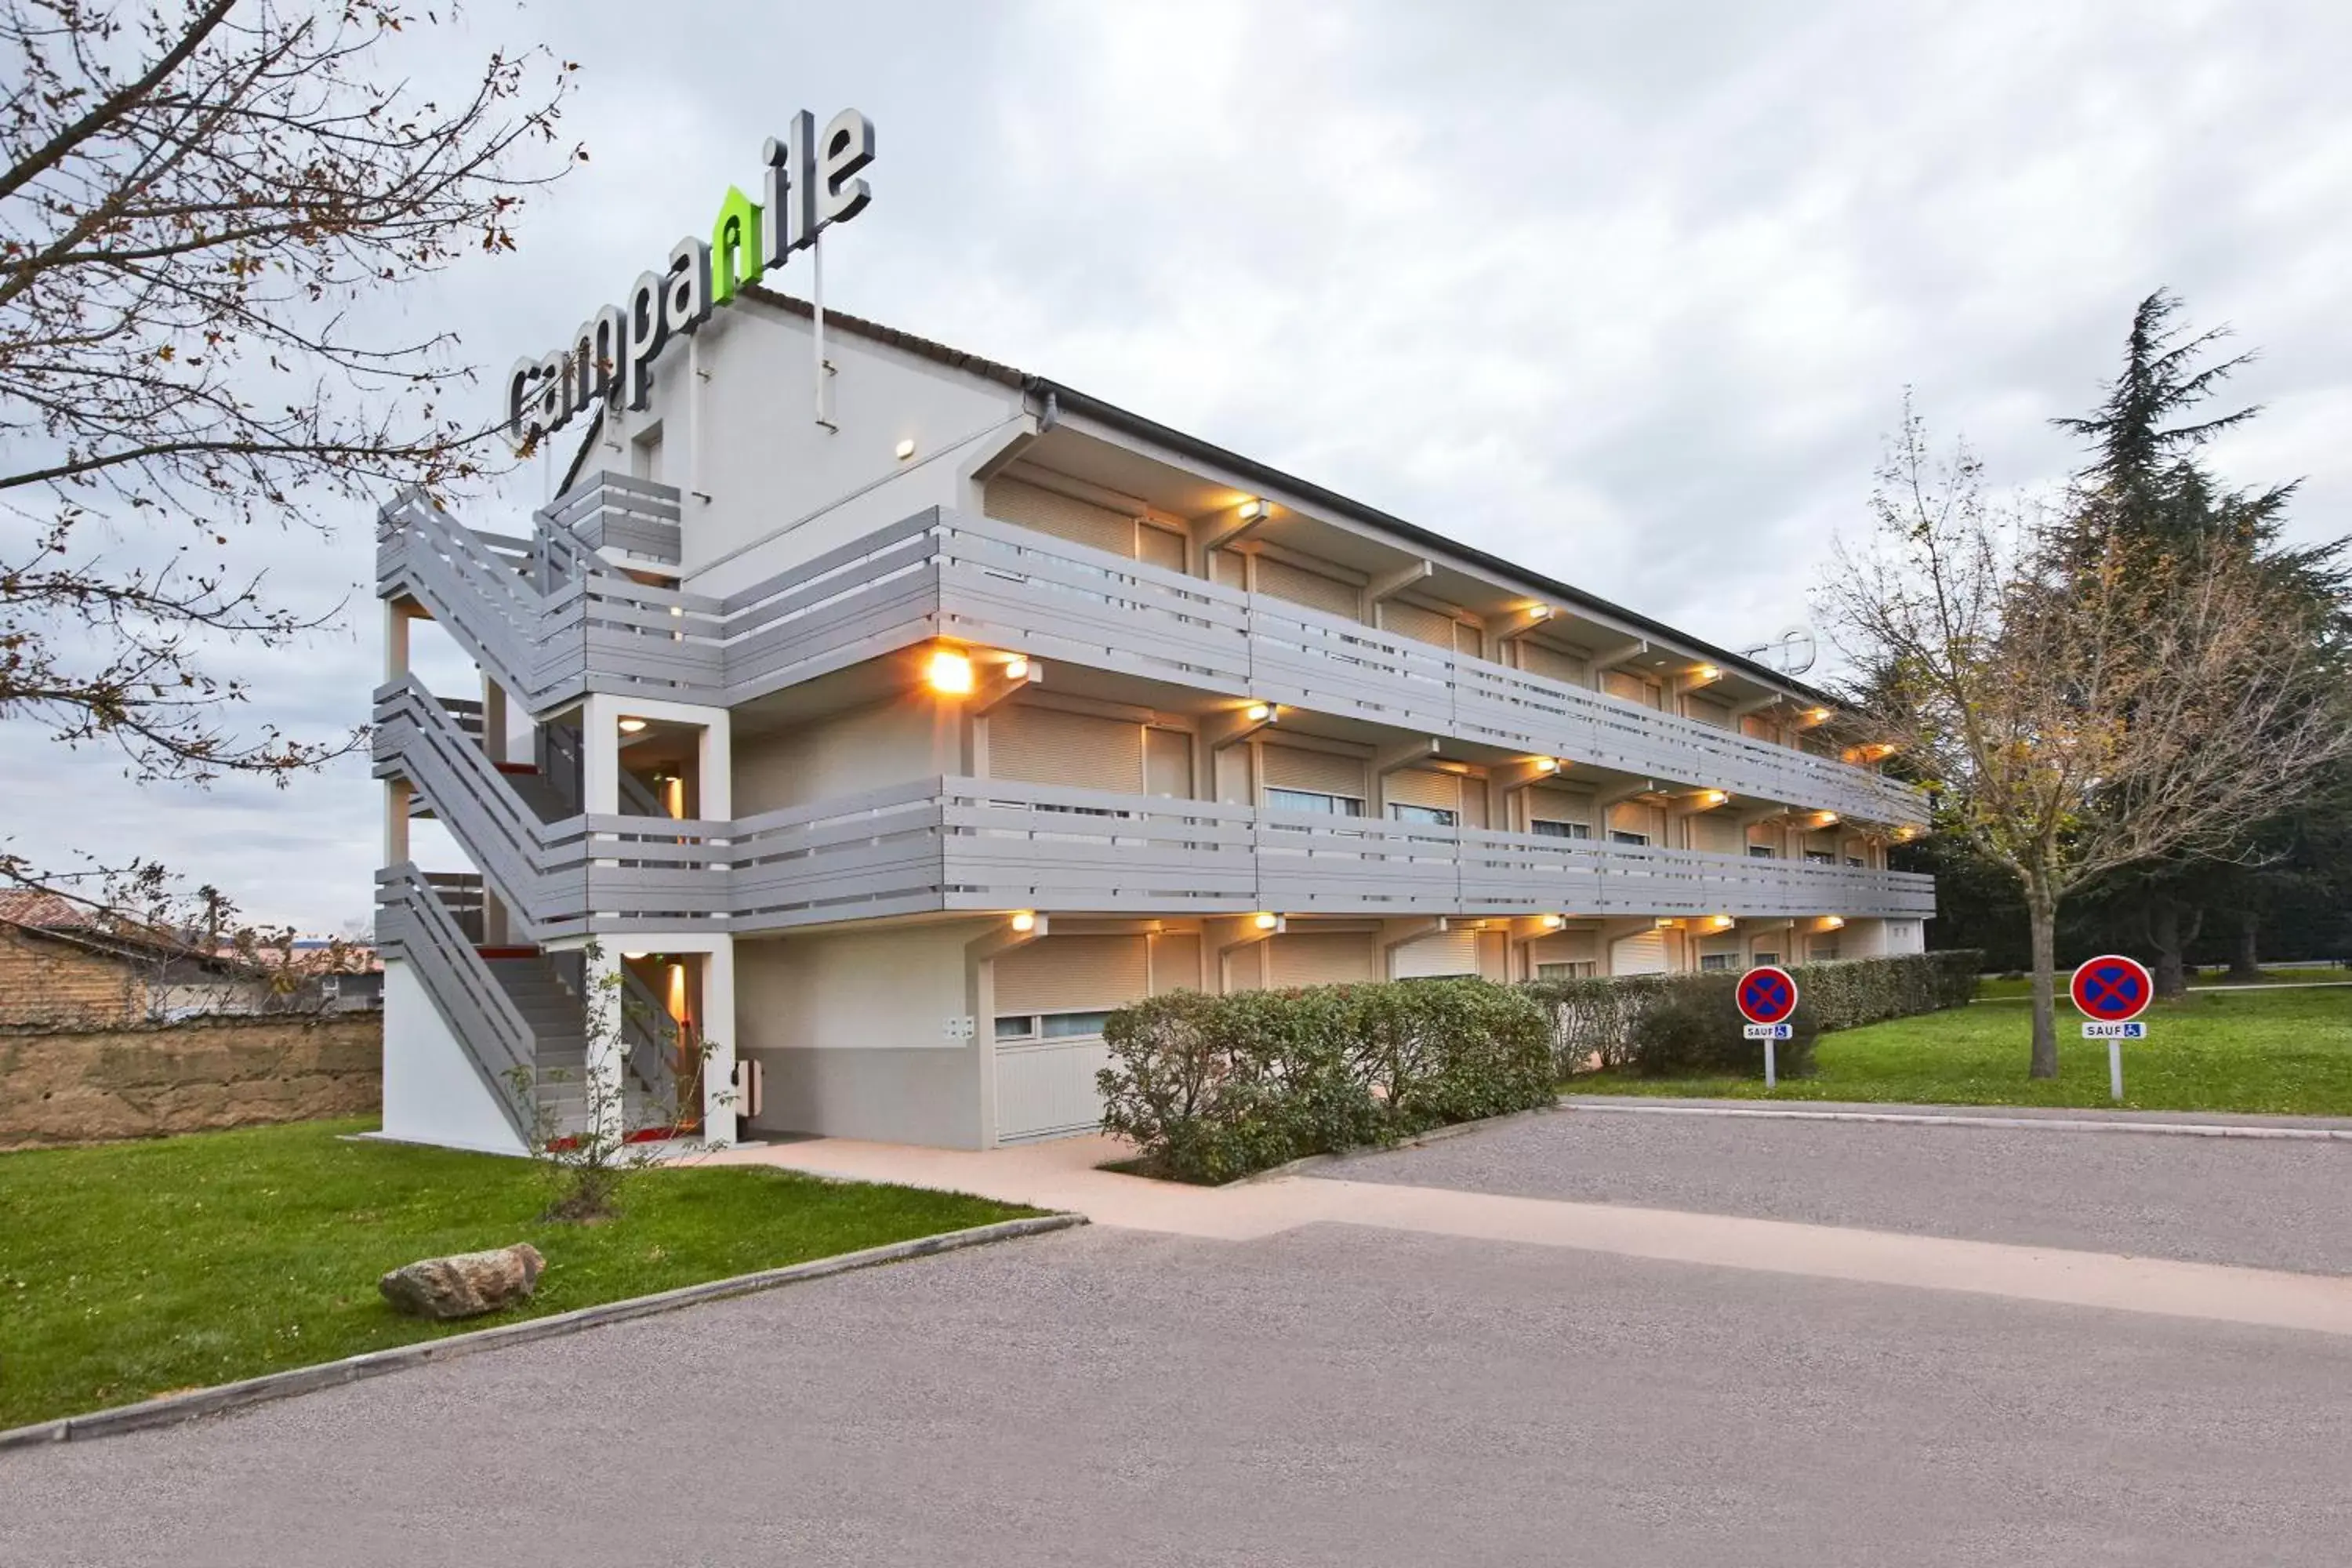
[1752, 951, 1780, 966]
[993, 1015, 1036, 1040]
[1611, 830, 1650, 847]
[1804, 851, 1836, 865]
[1811, 942, 1842, 962]
[1748, 845, 1777, 859]
[1266, 788, 1363, 817]
[1699, 953, 1737, 971]
[1533, 819, 1592, 840]
[1388, 803, 1457, 826]
[1535, 960, 1596, 979]
[1846, 855, 1865, 868]
[1040, 1010, 1116, 1039]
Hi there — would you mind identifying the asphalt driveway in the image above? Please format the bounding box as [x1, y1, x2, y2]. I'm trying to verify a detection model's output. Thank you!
[1323, 1108, 2352, 1275]
[5, 1217, 2350, 1567]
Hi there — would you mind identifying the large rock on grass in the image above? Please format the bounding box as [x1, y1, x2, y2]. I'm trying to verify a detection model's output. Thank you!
[378, 1243, 546, 1320]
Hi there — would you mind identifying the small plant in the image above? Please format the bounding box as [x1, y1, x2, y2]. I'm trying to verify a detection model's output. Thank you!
[504, 941, 733, 1224]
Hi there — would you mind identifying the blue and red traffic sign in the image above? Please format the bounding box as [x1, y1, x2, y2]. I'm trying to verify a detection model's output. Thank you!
[1737, 965, 1799, 1026]
[2070, 955, 2154, 1023]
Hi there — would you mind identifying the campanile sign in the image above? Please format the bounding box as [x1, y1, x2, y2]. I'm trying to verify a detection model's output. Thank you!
[503, 108, 877, 452]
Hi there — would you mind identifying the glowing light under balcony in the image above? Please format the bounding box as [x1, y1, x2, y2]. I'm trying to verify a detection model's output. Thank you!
[925, 649, 975, 695]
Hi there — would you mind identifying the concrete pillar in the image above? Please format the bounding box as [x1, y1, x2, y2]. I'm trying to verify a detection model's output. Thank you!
[384, 778, 411, 866]
[700, 938, 738, 1145]
[582, 942, 626, 1149]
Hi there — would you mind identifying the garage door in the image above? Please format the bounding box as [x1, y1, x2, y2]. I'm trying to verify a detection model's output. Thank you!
[1270, 931, 1376, 987]
[993, 935, 1146, 1144]
[1389, 929, 1480, 979]
[995, 1038, 1114, 1144]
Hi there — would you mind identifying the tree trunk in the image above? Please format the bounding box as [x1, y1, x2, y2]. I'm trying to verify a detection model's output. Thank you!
[2027, 888, 2060, 1080]
[2228, 912, 2262, 982]
[2148, 898, 2187, 1001]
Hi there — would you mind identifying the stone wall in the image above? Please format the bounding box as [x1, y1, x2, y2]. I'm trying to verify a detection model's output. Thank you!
[0, 1014, 381, 1149]
[0, 924, 146, 1029]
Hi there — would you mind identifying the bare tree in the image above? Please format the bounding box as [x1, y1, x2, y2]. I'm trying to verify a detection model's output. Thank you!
[1822, 403, 2352, 1077]
[1, 0, 578, 820]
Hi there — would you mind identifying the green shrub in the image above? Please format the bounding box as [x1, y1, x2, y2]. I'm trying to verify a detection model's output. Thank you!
[1097, 978, 1555, 1184]
[1624, 979, 1820, 1079]
[1526, 949, 1980, 1079]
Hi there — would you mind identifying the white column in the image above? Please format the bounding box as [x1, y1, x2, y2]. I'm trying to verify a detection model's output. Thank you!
[582, 941, 626, 1149]
[700, 938, 738, 1145]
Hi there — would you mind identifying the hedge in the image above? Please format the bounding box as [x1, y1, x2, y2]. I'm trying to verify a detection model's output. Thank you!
[1096, 978, 1555, 1185]
[1526, 949, 1980, 1078]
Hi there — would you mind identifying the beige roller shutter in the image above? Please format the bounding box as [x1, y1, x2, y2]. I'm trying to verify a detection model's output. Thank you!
[1261, 744, 1368, 801]
[1380, 599, 1456, 649]
[1269, 931, 1376, 988]
[1210, 549, 1247, 589]
[1687, 696, 1732, 728]
[1454, 621, 1484, 660]
[1145, 728, 1193, 798]
[994, 935, 1149, 1016]
[1390, 930, 1481, 979]
[1520, 641, 1588, 684]
[1137, 524, 1187, 572]
[1607, 800, 1664, 840]
[984, 476, 1134, 557]
[1742, 713, 1781, 742]
[1693, 815, 1741, 855]
[1254, 556, 1360, 620]
[1610, 931, 1668, 975]
[1385, 768, 1461, 813]
[1149, 932, 1203, 993]
[1603, 670, 1660, 708]
[1526, 784, 1595, 831]
[1529, 930, 1599, 967]
[988, 705, 1144, 792]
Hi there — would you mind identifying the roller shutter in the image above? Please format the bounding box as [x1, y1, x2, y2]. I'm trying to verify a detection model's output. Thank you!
[1137, 524, 1187, 572]
[1384, 768, 1461, 814]
[1520, 641, 1588, 685]
[1742, 714, 1781, 742]
[1693, 815, 1742, 855]
[1607, 800, 1664, 841]
[1610, 931, 1668, 975]
[994, 935, 1149, 1016]
[1389, 931, 1480, 979]
[1454, 622, 1484, 660]
[1145, 728, 1193, 798]
[1261, 744, 1368, 801]
[1270, 931, 1376, 988]
[1210, 549, 1247, 589]
[1526, 784, 1595, 832]
[1380, 599, 1457, 649]
[1528, 930, 1599, 967]
[1150, 932, 1203, 992]
[984, 476, 1134, 557]
[1254, 556, 1360, 620]
[1687, 697, 1732, 728]
[988, 705, 1144, 792]
[1603, 670, 1660, 708]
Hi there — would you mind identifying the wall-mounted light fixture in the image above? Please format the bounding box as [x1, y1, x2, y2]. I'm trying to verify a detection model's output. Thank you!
[894, 437, 917, 461]
[1251, 911, 1280, 931]
[925, 648, 975, 695]
[1541, 913, 1566, 931]
[618, 717, 649, 735]
[1820, 915, 1846, 931]
[1708, 914, 1736, 930]
[1802, 706, 1833, 724]
[1245, 702, 1274, 723]
[1004, 656, 1031, 681]
[1816, 811, 1841, 827]
[1237, 499, 1265, 521]
[622, 950, 649, 960]
[1010, 911, 1036, 934]
[1535, 756, 1561, 774]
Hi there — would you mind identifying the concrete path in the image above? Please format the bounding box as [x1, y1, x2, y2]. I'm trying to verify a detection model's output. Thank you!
[712, 1122, 2352, 1338]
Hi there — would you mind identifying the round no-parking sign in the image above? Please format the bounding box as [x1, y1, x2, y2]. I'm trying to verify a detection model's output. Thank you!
[1737, 965, 1799, 1026]
[2070, 955, 2154, 1023]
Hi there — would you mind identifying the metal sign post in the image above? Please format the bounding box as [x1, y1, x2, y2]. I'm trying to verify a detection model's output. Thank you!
[2071, 954, 2154, 1102]
[1736, 965, 1799, 1091]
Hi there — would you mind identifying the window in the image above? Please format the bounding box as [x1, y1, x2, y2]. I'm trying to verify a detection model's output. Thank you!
[1611, 829, 1650, 847]
[1748, 845, 1777, 859]
[1811, 941, 1842, 963]
[1846, 855, 1865, 868]
[1533, 818, 1592, 840]
[1699, 953, 1737, 971]
[1388, 803, 1457, 827]
[1535, 960, 1597, 979]
[994, 1009, 1116, 1042]
[1267, 788, 1363, 817]
[1752, 950, 1780, 966]
[1804, 851, 1836, 865]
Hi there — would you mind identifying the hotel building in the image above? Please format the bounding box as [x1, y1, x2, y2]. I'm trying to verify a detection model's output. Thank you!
[376, 290, 1933, 1153]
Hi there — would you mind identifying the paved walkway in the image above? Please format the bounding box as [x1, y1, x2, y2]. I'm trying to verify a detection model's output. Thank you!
[711, 1120, 2352, 1338]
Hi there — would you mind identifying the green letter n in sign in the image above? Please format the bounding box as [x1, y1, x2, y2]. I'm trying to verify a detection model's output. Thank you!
[710, 185, 764, 304]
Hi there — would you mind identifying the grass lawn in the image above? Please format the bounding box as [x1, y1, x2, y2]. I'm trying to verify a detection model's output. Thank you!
[1573, 985, 2352, 1116]
[0, 1119, 1040, 1431]
[1973, 968, 2348, 1000]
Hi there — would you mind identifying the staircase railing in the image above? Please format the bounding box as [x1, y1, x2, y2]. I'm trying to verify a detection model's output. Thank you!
[376, 863, 536, 1145]
[617, 966, 684, 1115]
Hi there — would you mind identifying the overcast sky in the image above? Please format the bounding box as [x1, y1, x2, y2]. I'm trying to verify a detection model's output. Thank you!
[8, 0, 2348, 931]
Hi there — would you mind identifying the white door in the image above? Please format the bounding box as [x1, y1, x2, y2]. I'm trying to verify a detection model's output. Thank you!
[995, 1037, 1113, 1143]
[1610, 930, 1668, 975]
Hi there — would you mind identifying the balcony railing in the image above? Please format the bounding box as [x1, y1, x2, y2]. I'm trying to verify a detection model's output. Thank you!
[379, 487, 1927, 825]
